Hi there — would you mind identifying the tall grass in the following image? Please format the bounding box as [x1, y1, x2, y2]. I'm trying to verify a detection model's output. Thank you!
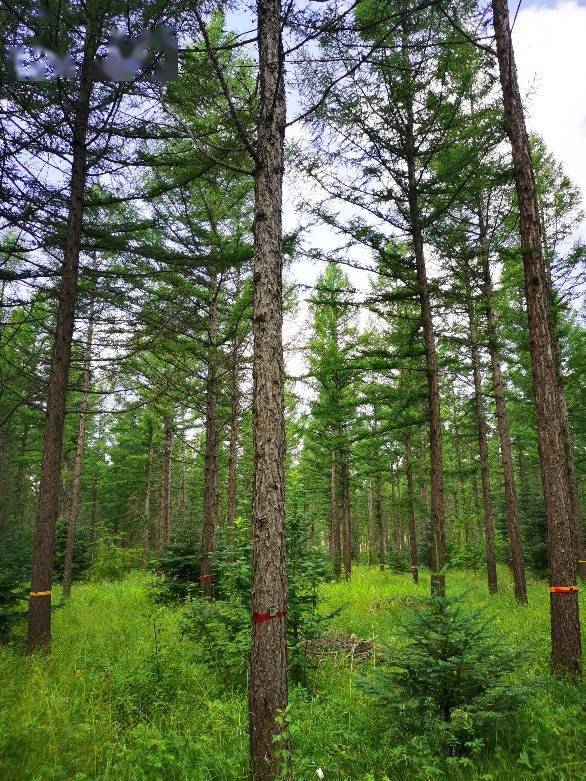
[0, 566, 584, 780]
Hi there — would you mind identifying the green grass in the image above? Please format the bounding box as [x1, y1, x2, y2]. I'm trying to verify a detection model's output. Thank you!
[0, 565, 584, 780]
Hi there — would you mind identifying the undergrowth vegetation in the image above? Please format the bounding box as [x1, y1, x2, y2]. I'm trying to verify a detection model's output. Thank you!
[0, 566, 584, 780]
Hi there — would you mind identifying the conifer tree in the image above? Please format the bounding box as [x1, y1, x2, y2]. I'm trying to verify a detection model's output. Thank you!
[491, 0, 581, 676]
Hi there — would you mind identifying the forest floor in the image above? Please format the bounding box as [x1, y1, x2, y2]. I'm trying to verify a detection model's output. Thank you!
[1, 566, 585, 781]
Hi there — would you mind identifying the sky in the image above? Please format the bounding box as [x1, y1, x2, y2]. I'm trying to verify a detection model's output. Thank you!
[513, 0, 586, 244]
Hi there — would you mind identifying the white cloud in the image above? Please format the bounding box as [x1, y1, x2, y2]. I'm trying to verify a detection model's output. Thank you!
[513, 0, 586, 239]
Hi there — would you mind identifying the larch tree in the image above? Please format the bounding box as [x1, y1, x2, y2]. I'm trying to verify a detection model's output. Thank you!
[248, 0, 289, 773]
[299, 0, 492, 595]
[491, 0, 582, 677]
[1, 0, 178, 654]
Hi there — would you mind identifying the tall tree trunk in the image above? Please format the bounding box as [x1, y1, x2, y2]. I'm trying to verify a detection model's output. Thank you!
[376, 469, 385, 572]
[27, 68, 92, 654]
[390, 464, 397, 549]
[142, 424, 153, 570]
[391, 465, 402, 550]
[466, 283, 498, 595]
[472, 470, 483, 536]
[89, 415, 101, 543]
[227, 272, 241, 529]
[408, 174, 445, 596]
[0, 424, 11, 536]
[405, 435, 419, 583]
[62, 298, 94, 598]
[341, 454, 352, 580]
[201, 269, 219, 598]
[160, 419, 173, 547]
[557, 390, 584, 568]
[13, 425, 29, 527]
[541, 224, 584, 569]
[416, 436, 429, 557]
[179, 437, 187, 532]
[403, 39, 445, 596]
[330, 451, 341, 576]
[492, 0, 581, 676]
[249, 0, 289, 772]
[367, 478, 377, 565]
[350, 492, 360, 561]
[482, 253, 527, 602]
[453, 417, 470, 545]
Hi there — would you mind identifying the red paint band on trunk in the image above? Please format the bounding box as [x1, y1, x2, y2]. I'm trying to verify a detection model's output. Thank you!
[252, 610, 286, 624]
[550, 586, 579, 593]
[199, 574, 213, 580]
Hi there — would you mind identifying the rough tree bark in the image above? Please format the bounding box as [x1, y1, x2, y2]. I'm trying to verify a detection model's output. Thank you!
[330, 451, 341, 576]
[142, 423, 153, 570]
[452, 419, 463, 537]
[465, 281, 498, 594]
[407, 160, 446, 596]
[367, 479, 377, 565]
[541, 226, 584, 568]
[376, 469, 385, 572]
[201, 268, 219, 598]
[248, 0, 289, 773]
[62, 297, 94, 598]
[227, 271, 241, 529]
[27, 61, 93, 654]
[341, 453, 352, 580]
[405, 435, 419, 583]
[402, 37, 446, 596]
[160, 419, 173, 547]
[482, 253, 527, 602]
[492, 0, 581, 676]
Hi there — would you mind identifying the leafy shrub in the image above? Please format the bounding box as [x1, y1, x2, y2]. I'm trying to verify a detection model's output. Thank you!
[0, 528, 31, 642]
[449, 536, 510, 571]
[448, 540, 485, 571]
[213, 517, 252, 602]
[152, 543, 201, 602]
[53, 519, 94, 583]
[385, 548, 411, 573]
[86, 536, 141, 582]
[365, 592, 527, 752]
[181, 595, 250, 688]
[287, 516, 337, 684]
[180, 514, 335, 687]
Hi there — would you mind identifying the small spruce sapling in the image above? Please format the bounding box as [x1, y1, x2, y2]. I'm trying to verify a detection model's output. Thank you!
[153, 542, 202, 602]
[286, 502, 338, 684]
[365, 593, 527, 750]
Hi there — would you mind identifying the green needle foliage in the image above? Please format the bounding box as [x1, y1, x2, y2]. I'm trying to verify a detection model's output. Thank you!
[365, 592, 528, 751]
[153, 543, 202, 602]
[0, 530, 30, 644]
